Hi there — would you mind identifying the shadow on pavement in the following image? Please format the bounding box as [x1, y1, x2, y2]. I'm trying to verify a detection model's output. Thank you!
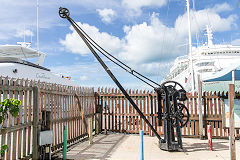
[183, 141, 229, 152]
[66, 133, 127, 160]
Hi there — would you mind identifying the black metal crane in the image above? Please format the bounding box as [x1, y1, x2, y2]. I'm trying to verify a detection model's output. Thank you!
[59, 7, 190, 151]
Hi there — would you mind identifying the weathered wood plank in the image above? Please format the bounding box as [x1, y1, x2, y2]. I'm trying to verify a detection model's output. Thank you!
[12, 79, 19, 159]
[135, 91, 139, 132]
[27, 81, 32, 156]
[114, 88, 117, 131]
[121, 92, 124, 133]
[22, 79, 28, 158]
[187, 96, 191, 136]
[1, 77, 7, 159]
[7, 79, 13, 159]
[132, 90, 136, 132]
[125, 90, 128, 132]
[147, 91, 150, 135]
[117, 89, 121, 132]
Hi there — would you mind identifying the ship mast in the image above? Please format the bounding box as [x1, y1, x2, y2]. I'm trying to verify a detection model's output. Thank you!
[205, 25, 213, 47]
[186, 0, 195, 93]
[37, 0, 39, 52]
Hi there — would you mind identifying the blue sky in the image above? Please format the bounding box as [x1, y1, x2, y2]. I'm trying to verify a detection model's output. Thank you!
[1, 0, 240, 89]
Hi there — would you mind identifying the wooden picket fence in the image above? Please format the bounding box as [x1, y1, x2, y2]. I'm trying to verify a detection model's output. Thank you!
[0, 77, 96, 160]
[1, 76, 240, 159]
[96, 88, 240, 138]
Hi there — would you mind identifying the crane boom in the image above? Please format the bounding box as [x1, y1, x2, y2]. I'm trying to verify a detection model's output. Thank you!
[59, 7, 162, 141]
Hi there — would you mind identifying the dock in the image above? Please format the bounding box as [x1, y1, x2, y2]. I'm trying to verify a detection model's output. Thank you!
[56, 133, 240, 160]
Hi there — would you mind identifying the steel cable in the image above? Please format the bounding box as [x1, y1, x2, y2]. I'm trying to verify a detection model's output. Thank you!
[68, 17, 161, 88]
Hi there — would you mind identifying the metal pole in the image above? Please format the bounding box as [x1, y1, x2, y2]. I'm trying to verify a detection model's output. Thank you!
[36, 0, 39, 51]
[140, 130, 144, 160]
[186, 0, 195, 93]
[63, 125, 67, 160]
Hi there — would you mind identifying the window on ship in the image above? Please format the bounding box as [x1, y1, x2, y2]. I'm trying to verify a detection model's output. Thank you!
[198, 69, 212, 73]
[196, 62, 214, 67]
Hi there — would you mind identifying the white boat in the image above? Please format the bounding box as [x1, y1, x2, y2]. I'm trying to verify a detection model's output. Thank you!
[0, 42, 79, 86]
[164, 1, 240, 92]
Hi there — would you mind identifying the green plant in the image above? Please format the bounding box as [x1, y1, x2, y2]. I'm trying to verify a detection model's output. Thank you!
[0, 98, 21, 158]
[0, 145, 8, 157]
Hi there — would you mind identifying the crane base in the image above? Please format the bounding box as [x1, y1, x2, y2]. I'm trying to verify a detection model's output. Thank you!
[159, 140, 183, 151]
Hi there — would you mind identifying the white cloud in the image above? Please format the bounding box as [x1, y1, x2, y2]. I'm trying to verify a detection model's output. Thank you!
[61, 3, 238, 77]
[80, 75, 88, 80]
[184, 8, 237, 33]
[120, 7, 237, 64]
[15, 29, 34, 38]
[211, 3, 232, 13]
[60, 22, 124, 55]
[232, 39, 240, 45]
[0, 0, 78, 41]
[74, 57, 80, 61]
[97, 8, 116, 23]
[122, 0, 167, 16]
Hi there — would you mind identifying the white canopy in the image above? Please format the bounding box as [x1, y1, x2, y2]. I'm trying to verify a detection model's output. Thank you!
[0, 45, 46, 58]
[0, 45, 46, 65]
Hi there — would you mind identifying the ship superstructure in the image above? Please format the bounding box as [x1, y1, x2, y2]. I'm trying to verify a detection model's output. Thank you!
[165, 26, 240, 91]
[0, 42, 78, 86]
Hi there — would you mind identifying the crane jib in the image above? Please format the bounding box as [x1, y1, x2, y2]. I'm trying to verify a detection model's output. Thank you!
[59, 7, 162, 141]
[59, 7, 190, 151]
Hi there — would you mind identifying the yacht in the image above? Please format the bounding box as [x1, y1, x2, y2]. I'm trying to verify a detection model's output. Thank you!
[0, 42, 78, 86]
[165, 26, 240, 92]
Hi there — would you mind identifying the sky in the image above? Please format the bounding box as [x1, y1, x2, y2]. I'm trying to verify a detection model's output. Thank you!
[1, 0, 240, 90]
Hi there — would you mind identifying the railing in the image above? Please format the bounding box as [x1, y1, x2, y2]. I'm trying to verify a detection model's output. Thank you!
[1, 76, 240, 159]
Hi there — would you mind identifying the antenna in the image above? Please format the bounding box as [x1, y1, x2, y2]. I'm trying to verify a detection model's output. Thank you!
[36, 0, 39, 51]
[193, 0, 195, 10]
[31, 28, 33, 44]
[24, 24, 26, 42]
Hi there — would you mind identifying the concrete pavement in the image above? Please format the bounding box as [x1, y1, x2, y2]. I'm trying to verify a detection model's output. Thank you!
[62, 133, 239, 160]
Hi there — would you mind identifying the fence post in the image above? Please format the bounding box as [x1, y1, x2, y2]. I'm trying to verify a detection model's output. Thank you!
[95, 93, 102, 134]
[229, 84, 236, 160]
[32, 86, 40, 159]
[89, 117, 93, 144]
[95, 113, 101, 134]
[197, 75, 204, 139]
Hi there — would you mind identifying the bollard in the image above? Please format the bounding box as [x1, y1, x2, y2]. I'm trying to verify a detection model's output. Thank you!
[104, 129, 108, 135]
[63, 125, 67, 160]
[207, 125, 212, 151]
[140, 130, 144, 160]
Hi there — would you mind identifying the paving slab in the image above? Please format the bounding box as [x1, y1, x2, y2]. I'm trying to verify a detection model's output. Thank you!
[62, 133, 239, 160]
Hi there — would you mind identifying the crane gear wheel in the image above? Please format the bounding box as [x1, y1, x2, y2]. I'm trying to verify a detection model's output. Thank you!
[171, 103, 190, 128]
[162, 81, 187, 101]
[59, 7, 70, 18]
